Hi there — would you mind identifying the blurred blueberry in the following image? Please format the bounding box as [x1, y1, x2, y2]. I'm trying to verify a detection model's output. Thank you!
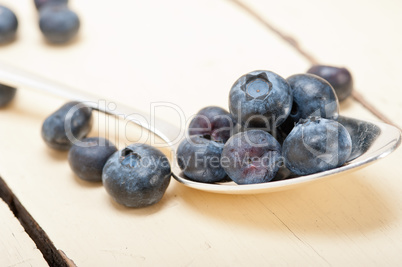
[189, 106, 236, 143]
[0, 84, 16, 107]
[102, 144, 171, 208]
[177, 135, 226, 183]
[283, 117, 352, 176]
[229, 70, 292, 129]
[34, 0, 69, 10]
[221, 130, 281, 184]
[307, 65, 353, 101]
[68, 137, 117, 182]
[41, 101, 92, 150]
[39, 4, 80, 44]
[0, 5, 18, 44]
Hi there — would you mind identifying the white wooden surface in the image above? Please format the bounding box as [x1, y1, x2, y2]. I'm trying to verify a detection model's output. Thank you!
[0, 0, 401, 266]
[0, 199, 48, 267]
[243, 0, 402, 128]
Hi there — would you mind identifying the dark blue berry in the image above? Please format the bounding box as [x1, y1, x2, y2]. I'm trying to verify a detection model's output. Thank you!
[0, 84, 16, 107]
[0, 5, 18, 44]
[307, 65, 353, 101]
[102, 144, 171, 208]
[283, 117, 352, 176]
[188, 106, 236, 143]
[39, 5, 80, 44]
[221, 130, 282, 184]
[34, 0, 69, 10]
[286, 73, 339, 123]
[41, 101, 92, 150]
[280, 73, 339, 136]
[176, 135, 226, 183]
[229, 70, 292, 129]
[68, 137, 117, 182]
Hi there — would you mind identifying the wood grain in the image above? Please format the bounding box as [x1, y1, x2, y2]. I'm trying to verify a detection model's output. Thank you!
[0, 177, 75, 267]
[241, 0, 402, 129]
[0, 199, 48, 267]
[230, 0, 400, 129]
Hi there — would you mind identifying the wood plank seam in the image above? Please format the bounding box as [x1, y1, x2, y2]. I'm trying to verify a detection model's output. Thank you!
[0, 176, 76, 267]
[228, 0, 401, 131]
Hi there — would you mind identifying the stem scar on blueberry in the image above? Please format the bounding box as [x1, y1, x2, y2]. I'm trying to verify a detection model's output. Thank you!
[120, 148, 142, 168]
[241, 72, 272, 100]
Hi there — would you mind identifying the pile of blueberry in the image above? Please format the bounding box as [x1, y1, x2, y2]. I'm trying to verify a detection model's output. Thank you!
[41, 102, 171, 208]
[177, 66, 354, 185]
[3, 64, 352, 208]
[0, 0, 80, 45]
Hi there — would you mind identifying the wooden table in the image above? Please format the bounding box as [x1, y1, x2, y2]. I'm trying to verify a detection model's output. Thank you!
[0, 0, 401, 266]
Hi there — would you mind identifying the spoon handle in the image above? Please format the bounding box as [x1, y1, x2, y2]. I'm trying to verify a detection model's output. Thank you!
[0, 61, 180, 148]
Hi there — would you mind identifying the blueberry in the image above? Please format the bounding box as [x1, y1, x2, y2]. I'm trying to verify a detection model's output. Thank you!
[307, 65, 353, 101]
[176, 135, 226, 183]
[280, 73, 339, 135]
[39, 4, 80, 44]
[102, 144, 171, 208]
[0, 84, 16, 107]
[229, 70, 292, 129]
[221, 130, 281, 184]
[34, 0, 69, 10]
[0, 5, 18, 44]
[68, 137, 117, 182]
[41, 101, 92, 150]
[188, 106, 236, 143]
[283, 117, 352, 176]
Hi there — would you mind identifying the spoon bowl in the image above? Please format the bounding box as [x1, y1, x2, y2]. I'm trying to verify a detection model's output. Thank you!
[172, 116, 401, 194]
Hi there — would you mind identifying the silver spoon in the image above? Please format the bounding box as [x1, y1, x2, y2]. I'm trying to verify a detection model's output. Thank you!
[0, 62, 400, 194]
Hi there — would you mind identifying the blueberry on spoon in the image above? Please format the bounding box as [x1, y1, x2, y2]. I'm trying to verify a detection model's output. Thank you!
[307, 65, 353, 101]
[221, 130, 282, 185]
[279, 73, 339, 135]
[283, 117, 352, 176]
[176, 135, 226, 183]
[229, 70, 292, 129]
[188, 106, 236, 143]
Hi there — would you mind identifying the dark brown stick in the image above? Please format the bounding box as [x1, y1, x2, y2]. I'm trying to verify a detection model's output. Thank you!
[351, 90, 400, 129]
[0, 177, 74, 267]
[229, 0, 319, 65]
